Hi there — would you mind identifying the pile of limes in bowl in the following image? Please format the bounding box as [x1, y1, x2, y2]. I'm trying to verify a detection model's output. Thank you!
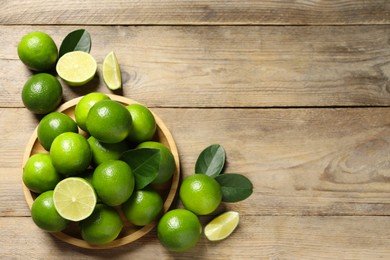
[23, 92, 177, 246]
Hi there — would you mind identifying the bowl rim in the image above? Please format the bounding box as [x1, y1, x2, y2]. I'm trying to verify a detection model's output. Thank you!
[22, 94, 180, 249]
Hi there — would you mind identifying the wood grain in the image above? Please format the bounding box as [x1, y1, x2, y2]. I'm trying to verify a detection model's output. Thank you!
[1, 216, 390, 259]
[1, 0, 390, 25]
[3, 25, 390, 108]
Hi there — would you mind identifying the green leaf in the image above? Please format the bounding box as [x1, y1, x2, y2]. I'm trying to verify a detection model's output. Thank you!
[120, 148, 161, 190]
[195, 144, 225, 178]
[215, 174, 253, 202]
[59, 29, 91, 57]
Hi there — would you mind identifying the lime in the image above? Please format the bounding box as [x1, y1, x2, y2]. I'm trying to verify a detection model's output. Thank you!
[37, 112, 78, 151]
[80, 204, 123, 245]
[56, 51, 97, 86]
[50, 132, 91, 176]
[136, 141, 175, 184]
[204, 211, 239, 241]
[87, 136, 129, 166]
[122, 189, 163, 226]
[74, 92, 110, 131]
[86, 100, 132, 144]
[179, 174, 222, 215]
[31, 190, 69, 232]
[103, 51, 122, 90]
[157, 209, 202, 252]
[23, 153, 61, 194]
[53, 177, 97, 221]
[17, 31, 58, 72]
[21, 73, 63, 114]
[92, 160, 135, 206]
[126, 103, 157, 144]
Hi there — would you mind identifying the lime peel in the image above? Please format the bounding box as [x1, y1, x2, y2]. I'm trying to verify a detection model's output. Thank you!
[204, 211, 239, 241]
[103, 51, 122, 90]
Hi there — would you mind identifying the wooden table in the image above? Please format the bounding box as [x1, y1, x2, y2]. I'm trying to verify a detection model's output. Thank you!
[2, 1, 390, 259]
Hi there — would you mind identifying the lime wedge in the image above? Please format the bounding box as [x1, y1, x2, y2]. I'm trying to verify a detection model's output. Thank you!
[204, 211, 239, 241]
[56, 51, 97, 86]
[53, 177, 97, 221]
[103, 51, 122, 90]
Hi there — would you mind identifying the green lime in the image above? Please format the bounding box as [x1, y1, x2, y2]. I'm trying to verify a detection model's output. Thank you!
[122, 189, 163, 226]
[17, 31, 58, 72]
[157, 209, 202, 252]
[204, 211, 239, 241]
[179, 174, 222, 215]
[126, 103, 157, 144]
[53, 177, 97, 221]
[87, 136, 129, 166]
[21, 73, 63, 114]
[86, 100, 132, 144]
[74, 92, 110, 131]
[50, 132, 91, 176]
[92, 160, 135, 206]
[80, 204, 123, 245]
[56, 51, 97, 86]
[23, 153, 61, 194]
[136, 141, 175, 184]
[37, 112, 78, 151]
[103, 51, 122, 90]
[31, 190, 69, 232]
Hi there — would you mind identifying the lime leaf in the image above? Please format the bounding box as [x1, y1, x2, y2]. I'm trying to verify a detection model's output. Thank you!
[215, 174, 253, 202]
[59, 29, 91, 57]
[120, 148, 161, 189]
[195, 144, 225, 178]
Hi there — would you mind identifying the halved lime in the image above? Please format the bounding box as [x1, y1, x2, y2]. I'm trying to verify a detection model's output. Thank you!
[56, 51, 97, 86]
[53, 177, 97, 221]
[204, 211, 239, 241]
[103, 51, 122, 90]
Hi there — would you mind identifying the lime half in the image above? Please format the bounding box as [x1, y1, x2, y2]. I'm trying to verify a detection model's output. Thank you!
[56, 51, 97, 86]
[53, 177, 97, 221]
[204, 211, 239, 241]
[103, 51, 122, 90]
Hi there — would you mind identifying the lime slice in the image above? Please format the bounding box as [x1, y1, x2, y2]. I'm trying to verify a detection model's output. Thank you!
[204, 211, 239, 241]
[53, 177, 97, 221]
[103, 51, 122, 90]
[56, 51, 97, 86]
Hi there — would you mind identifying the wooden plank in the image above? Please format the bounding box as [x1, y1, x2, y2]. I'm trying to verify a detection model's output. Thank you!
[3, 25, 390, 108]
[1, 0, 390, 25]
[4, 107, 390, 217]
[1, 216, 390, 259]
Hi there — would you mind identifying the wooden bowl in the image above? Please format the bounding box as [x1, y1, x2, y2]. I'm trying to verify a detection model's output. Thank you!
[22, 94, 180, 249]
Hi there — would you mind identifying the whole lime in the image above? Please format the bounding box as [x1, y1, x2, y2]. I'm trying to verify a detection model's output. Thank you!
[136, 141, 175, 184]
[179, 174, 222, 215]
[92, 160, 135, 206]
[157, 209, 202, 252]
[74, 92, 110, 131]
[37, 112, 78, 151]
[31, 190, 69, 232]
[50, 132, 91, 176]
[122, 189, 163, 226]
[86, 100, 132, 143]
[21, 73, 63, 114]
[80, 204, 123, 245]
[126, 103, 156, 143]
[23, 153, 61, 193]
[17, 31, 58, 71]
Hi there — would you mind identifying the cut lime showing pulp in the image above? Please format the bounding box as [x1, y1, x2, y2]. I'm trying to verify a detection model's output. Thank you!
[56, 51, 97, 86]
[204, 211, 239, 241]
[103, 51, 122, 90]
[53, 177, 97, 221]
